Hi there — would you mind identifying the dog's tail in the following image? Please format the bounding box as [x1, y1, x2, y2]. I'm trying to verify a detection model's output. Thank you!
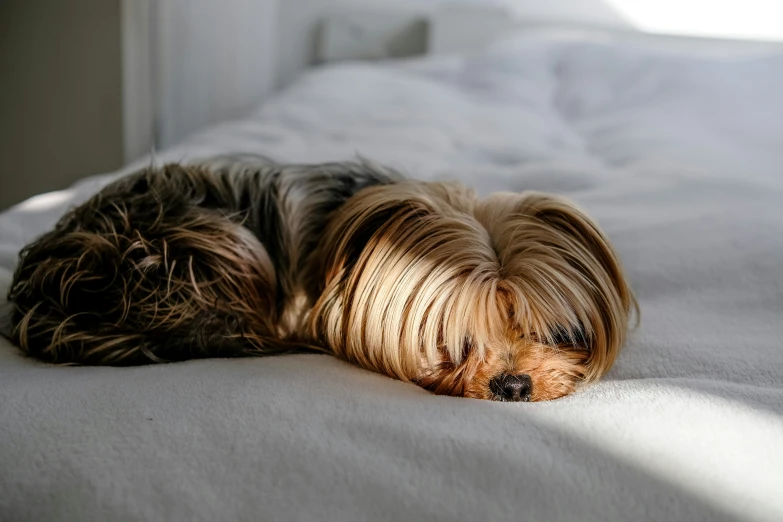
[7, 164, 286, 365]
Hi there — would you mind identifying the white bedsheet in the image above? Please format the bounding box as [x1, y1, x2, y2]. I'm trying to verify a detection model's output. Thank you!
[1, 30, 782, 522]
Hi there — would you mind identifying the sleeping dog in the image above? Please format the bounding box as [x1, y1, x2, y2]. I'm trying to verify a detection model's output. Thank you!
[8, 155, 636, 401]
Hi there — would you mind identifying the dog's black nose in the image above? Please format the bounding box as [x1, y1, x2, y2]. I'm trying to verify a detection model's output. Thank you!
[490, 373, 532, 402]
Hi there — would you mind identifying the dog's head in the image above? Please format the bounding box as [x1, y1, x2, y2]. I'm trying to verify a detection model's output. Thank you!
[310, 182, 636, 401]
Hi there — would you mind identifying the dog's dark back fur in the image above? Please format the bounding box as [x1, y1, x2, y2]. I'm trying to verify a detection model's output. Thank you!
[8, 155, 397, 365]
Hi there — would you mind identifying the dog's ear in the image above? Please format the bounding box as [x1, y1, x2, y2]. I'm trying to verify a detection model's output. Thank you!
[308, 183, 428, 379]
[308, 182, 499, 380]
[476, 191, 636, 381]
[311, 181, 475, 289]
[313, 187, 406, 287]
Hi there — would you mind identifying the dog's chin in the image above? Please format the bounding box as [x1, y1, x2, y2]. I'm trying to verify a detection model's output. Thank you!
[413, 342, 589, 402]
[465, 354, 588, 402]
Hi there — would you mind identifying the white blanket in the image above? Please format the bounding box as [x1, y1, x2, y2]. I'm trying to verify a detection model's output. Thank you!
[1, 30, 782, 522]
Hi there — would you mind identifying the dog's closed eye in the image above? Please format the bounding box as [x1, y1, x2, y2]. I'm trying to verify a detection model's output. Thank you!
[521, 324, 587, 347]
[550, 324, 588, 347]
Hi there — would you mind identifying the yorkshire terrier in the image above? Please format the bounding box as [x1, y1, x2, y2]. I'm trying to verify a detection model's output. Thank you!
[7, 155, 636, 401]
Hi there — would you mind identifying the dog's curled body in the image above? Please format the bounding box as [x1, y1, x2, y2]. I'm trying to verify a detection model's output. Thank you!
[9, 156, 397, 364]
[8, 156, 636, 401]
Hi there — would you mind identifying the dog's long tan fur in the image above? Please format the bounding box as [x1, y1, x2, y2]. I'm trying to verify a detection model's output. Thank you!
[8, 155, 636, 401]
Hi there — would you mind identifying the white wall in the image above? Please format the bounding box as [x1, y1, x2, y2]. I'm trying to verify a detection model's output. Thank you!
[0, 0, 281, 208]
[502, 0, 630, 27]
[154, 0, 280, 149]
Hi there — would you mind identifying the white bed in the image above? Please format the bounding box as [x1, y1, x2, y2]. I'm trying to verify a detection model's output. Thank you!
[1, 29, 782, 522]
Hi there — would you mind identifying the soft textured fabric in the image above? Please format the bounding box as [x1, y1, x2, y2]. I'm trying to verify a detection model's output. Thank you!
[1, 29, 782, 522]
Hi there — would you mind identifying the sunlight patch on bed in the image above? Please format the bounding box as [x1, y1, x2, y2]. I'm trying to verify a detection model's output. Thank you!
[525, 385, 783, 522]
